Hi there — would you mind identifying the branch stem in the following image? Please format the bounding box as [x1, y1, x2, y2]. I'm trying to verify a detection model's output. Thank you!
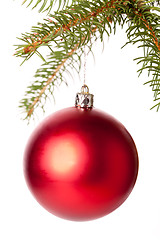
[18, 0, 160, 118]
[23, 0, 116, 54]
[27, 26, 97, 117]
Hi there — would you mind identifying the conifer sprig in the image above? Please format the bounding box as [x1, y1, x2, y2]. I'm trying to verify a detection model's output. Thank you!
[15, 0, 160, 119]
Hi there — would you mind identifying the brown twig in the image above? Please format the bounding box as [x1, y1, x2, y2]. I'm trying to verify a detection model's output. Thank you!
[135, 1, 160, 51]
[27, 43, 79, 116]
[26, 0, 160, 117]
[23, 1, 115, 54]
[27, 26, 98, 117]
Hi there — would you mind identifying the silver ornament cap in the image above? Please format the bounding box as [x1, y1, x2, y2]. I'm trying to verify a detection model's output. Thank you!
[75, 84, 94, 108]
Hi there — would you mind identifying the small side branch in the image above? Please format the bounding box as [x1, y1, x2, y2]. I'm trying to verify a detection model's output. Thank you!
[26, 26, 98, 118]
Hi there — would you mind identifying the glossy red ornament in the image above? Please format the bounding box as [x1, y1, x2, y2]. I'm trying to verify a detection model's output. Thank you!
[24, 107, 138, 221]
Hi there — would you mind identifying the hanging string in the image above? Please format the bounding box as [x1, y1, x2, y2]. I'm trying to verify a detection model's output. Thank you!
[84, 46, 87, 86]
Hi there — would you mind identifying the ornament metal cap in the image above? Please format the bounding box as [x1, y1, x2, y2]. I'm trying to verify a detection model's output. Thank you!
[75, 84, 94, 109]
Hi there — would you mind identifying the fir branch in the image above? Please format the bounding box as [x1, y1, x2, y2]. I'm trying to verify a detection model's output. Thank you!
[16, 0, 160, 119]
[124, 1, 160, 110]
[16, 0, 116, 57]
[16, 0, 118, 119]
[20, 26, 97, 118]
[26, 41, 81, 117]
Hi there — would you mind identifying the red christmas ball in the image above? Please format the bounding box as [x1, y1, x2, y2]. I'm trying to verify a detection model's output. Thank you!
[24, 107, 138, 221]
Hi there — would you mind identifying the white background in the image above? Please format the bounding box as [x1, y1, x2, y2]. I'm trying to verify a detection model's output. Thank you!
[1, 1, 160, 239]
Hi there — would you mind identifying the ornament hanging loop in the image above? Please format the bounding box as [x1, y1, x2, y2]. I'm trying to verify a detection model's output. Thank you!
[75, 84, 94, 109]
[83, 46, 87, 85]
[75, 46, 93, 109]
